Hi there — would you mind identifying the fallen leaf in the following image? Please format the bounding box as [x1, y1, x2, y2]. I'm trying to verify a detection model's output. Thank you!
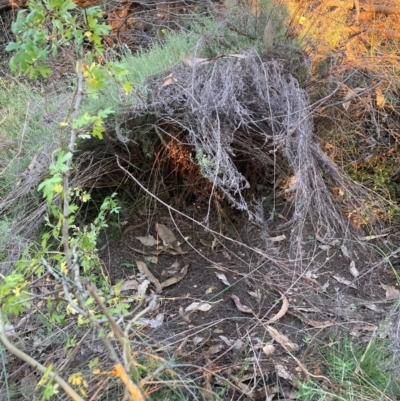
[266, 326, 298, 351]
[303, 318, 333, 329]
[269, 234, 286, 242]
[364, 303, 384, 312]
[381, 284, 400, 299]
[136, 260, 162, 293]
[182, 55, 210, 67]
[179, 307, 191, 324]
[343, 88, 356, 111]
[350, 323, 378, 337]
[276, 364, 293, 381]
[342, 87, 365, 111]
[262, 344, 275, 356]
[341, 244, 351, 258]
[160, 73, 177, 88]
[144, 255, 158, 264]
[222, 250, 232, 260]
[185, 302, 212, 312]
[136, 235, 159, 246]
[120, 279, 139, 292]
[219, 336, 244, 349]
[332, 275, 357, 289]
[320, 281, 330, 292]
[265, 295, 289, 324]
[156, 223, 176, 245]
[155, 223, 183, 253]
[349, 261, 359, 278]
[219, 336, 232, 346]
[161, 264, 189, 288]
[216, 273, 230, 286]
[206, 343, 224, 355]
[231, 294, 253, 314]
[199, 379, 214, 401]
[205, 286, 217, 294]
[315, 234, 341, 246]
[247, 289, 262, 301]
[137, 279, 150, 298]
[139, 313, 164, 328]
[359, 233, 388, 240]
[193, 336, 205, 346]
[376, 87, 386, 108]
[5, 323, 15, 337]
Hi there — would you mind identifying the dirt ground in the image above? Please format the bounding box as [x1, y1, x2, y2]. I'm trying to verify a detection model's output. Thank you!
[95, 200, 400, 399]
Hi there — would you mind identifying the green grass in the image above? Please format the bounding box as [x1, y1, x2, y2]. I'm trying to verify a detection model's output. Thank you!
[297, 336, 400, 401]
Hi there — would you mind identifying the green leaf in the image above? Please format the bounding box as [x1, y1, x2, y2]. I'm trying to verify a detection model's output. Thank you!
[88, 357, 99, 369]
[97, 107, 114, 118]
[122, 81, 133, 94]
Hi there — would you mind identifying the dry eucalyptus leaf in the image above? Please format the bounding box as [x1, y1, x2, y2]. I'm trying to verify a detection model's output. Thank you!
[136, 235, 159, 247]
[161, 73, 177, 88]
[179, 307, 191, 324]
[341, 244, 351, 259]
[206, 343, 224, 355]
[182, 55, 210, 67]
[247, 289, 262, 301]
[364, 303, 384, 312]
[136, 260, 162, 293]
[315, 234, 340, 246]
[137, 279, 150, 298]
[156, 223, 184, 254]
[359, 233, 388, 240]
[276, 364, 293, 381]
[265, 295, 289, 324]
[206, 286, 217, 294]
[164, 261, 181, 275]
[216, 273, 230, 286]
[231, 294, 253, 314]
[332, 275, 357, 289]
[193, 336, 205, 346]
[320, 281, 330, 292]
[269, 234, 286, 242]
[266, 326, 298, 351]
[222, 250, 232, 260]
[144, 255, 158, 264]
[5, 323, 15, 337]
[219, 336, 232, 346]
[120, 279, 139, 292]
[139, 313, 164, 328]
[161, 264, 189, 288]
[185, 302, 212, 312]
[349, 261, 359, 278]
[375, 87, 386, 108]
[381, 284, 400, 299]
[232, 339, 245, 349]
[342, 88, 356, 111]
[262, 344, 275, 357]
[199, 383, 215, 401]
[156, 223, 177, 246]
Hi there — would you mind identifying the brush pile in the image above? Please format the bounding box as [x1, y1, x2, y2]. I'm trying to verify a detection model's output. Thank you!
[128, 49, 384, 244]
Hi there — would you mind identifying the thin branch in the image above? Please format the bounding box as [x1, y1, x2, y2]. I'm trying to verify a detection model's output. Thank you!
[0, 308, 85, 401]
